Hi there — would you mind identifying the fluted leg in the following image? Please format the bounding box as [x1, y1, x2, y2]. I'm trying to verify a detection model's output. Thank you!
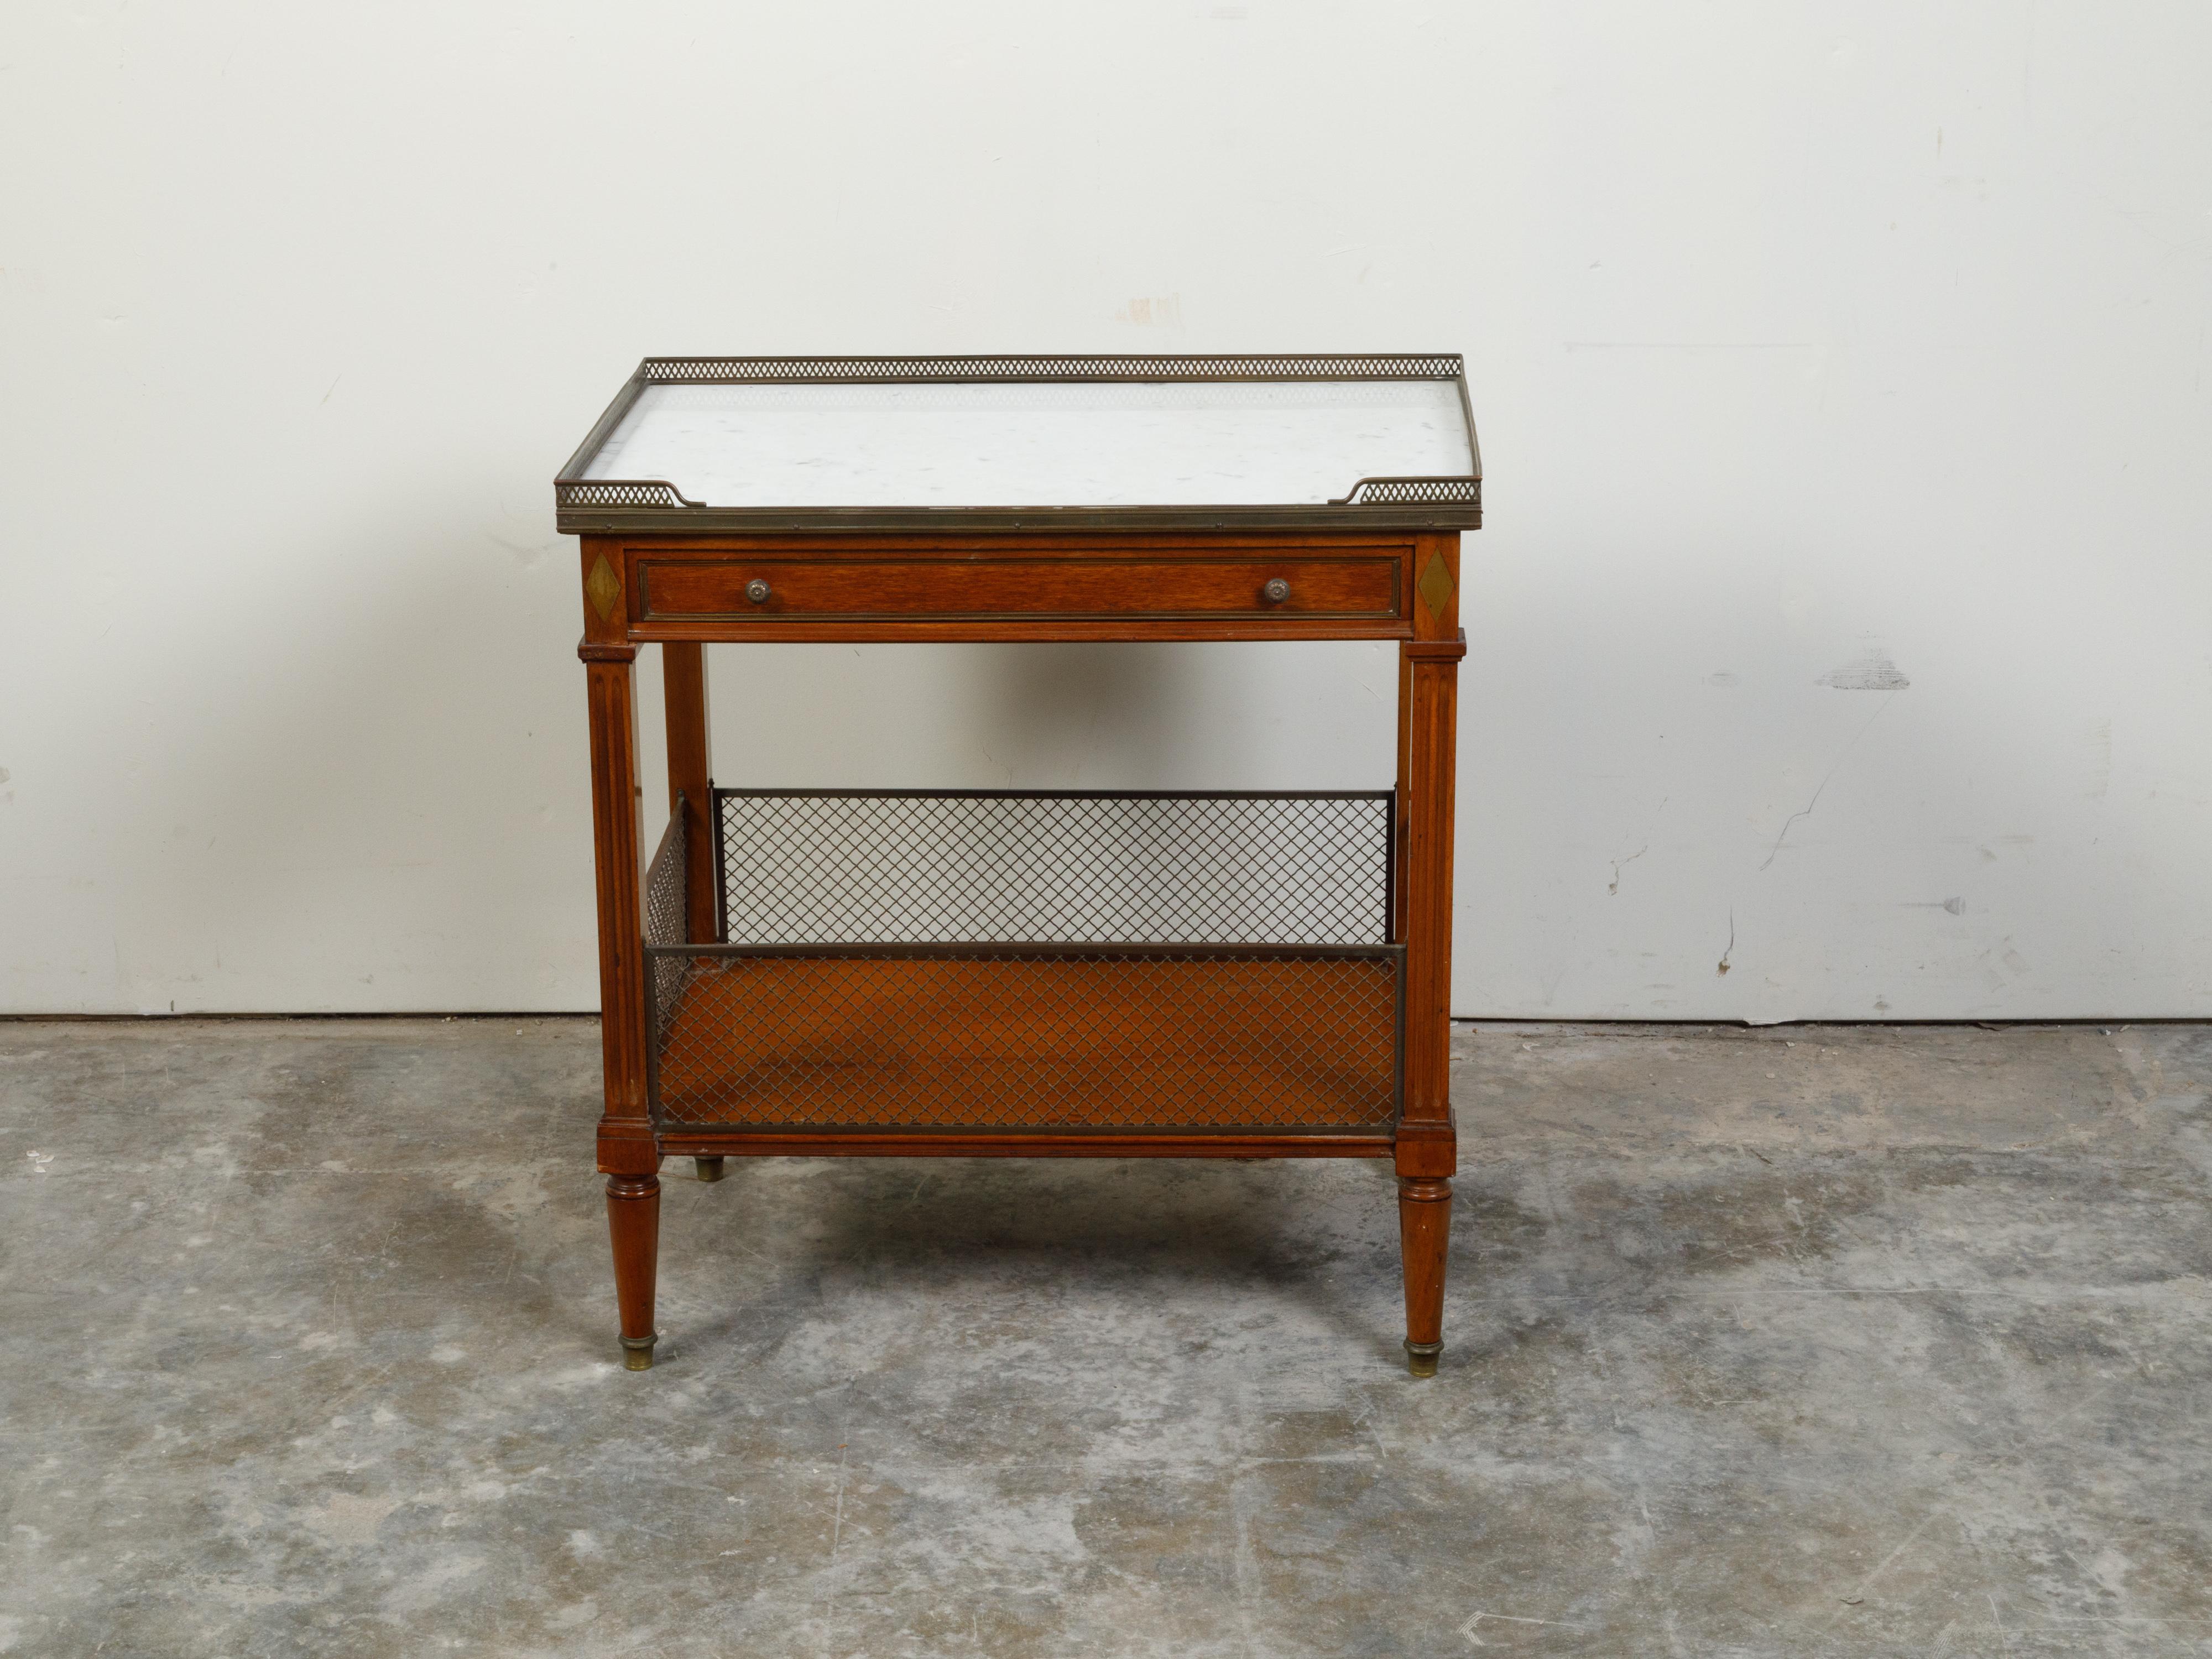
[606, 1172, 661, 1370]
[1398, 1175, 1452, 1376]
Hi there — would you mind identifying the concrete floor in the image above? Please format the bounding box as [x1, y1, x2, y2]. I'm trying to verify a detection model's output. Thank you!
[1, 1021, 2209, 1657]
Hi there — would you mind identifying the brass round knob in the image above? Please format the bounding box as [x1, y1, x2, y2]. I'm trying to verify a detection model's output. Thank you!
[1262, 578, 1290, 604]
[745, 578, 771, 604]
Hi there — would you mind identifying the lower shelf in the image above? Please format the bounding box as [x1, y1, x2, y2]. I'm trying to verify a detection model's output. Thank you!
[649, 947, 1403, 1133]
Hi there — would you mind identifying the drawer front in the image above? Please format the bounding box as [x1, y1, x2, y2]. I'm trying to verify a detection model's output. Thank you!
[637, 555, 1401, 623]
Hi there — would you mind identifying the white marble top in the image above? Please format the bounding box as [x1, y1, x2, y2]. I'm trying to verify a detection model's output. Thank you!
[579, 379, 1474, 508]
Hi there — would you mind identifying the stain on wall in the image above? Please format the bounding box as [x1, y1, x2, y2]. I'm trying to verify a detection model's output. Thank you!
[1113, 295, 1183, 327]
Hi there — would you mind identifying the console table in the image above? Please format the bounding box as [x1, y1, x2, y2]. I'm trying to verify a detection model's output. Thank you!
[554, 354, 1480, 1374]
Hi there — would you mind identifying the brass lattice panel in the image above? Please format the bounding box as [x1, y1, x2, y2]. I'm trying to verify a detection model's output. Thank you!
[716, 790, 1392, 948]
[641, 789, 1404, 1134]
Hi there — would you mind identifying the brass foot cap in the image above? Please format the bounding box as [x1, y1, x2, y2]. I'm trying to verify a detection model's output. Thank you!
[694, 1156, 727, 1183]
[1405, 1340, 1443, 1379]
[620, 1333, 658, 1371]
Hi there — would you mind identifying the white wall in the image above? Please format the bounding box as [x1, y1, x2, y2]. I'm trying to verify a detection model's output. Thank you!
[4, 2, 2210, 1019]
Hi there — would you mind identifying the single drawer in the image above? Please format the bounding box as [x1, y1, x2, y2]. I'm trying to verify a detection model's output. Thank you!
[636, 554, 1401, 623]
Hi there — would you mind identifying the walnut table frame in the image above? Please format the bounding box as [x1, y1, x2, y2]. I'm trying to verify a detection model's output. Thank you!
[555, 354, 1479, 1375]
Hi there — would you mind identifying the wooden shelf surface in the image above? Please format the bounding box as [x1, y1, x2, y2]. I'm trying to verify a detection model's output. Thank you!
[654, 953, 1399, 1132]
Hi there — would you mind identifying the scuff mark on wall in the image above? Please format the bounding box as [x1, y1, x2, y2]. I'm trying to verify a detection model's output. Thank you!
[2081, 718, 2112, 800]
[1717, 912, 1735, 975]
[1977, 940, 2032, 990]
[1608, 846, 1647, 895]
[1818, 650, 1911, 690]
[484, 531, 553, 572]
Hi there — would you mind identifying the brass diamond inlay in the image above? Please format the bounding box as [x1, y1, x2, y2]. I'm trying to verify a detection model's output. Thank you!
[1417, 552, 1455, 619]
[585, 553, 622, 622]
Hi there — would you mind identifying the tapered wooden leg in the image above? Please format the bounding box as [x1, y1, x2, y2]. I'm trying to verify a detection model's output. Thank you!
[1398, 1175, 1452, 1376]
[581, 603, 661, 1370]
[607, 1173, 661, 1370]
[1396, 550, 1464, 1379]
